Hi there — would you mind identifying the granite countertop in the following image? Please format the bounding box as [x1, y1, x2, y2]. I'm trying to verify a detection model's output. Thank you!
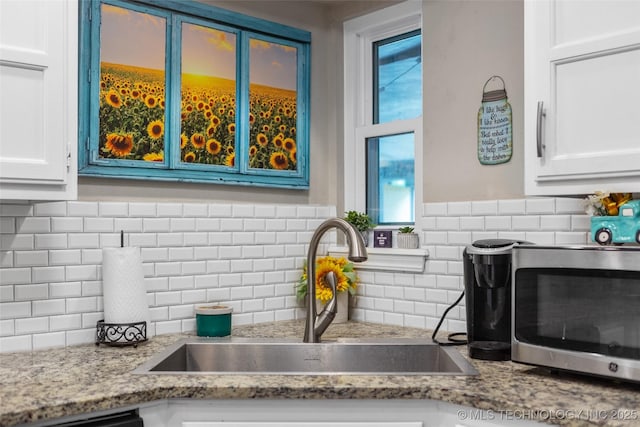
[1, 320, 639, 427]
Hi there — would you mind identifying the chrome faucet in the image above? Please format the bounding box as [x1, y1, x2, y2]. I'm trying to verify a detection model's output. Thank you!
[303, 217, 368, 343]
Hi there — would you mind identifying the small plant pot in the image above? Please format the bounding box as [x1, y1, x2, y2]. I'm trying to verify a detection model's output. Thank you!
[195, 305, 233, 337]
[397, 233, 419, 249]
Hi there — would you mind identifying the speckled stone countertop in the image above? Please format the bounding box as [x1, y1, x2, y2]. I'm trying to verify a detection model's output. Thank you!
[1, 320, 639, 427]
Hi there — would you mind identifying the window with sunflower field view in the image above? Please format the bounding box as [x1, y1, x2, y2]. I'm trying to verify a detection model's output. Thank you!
[78, 0, 310, 188]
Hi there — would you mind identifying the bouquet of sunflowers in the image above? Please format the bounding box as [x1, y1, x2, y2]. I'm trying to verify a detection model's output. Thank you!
[296, 256, 359, 304]
[584, 192, 633, 216]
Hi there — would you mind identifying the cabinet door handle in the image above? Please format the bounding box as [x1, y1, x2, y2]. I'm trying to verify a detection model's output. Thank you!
[536, 101, 546, 158]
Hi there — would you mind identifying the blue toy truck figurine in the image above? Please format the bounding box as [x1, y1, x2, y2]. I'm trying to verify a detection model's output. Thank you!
[591, 200, 640, 245]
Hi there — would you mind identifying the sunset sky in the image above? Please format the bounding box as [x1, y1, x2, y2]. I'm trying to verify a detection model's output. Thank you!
[100, 4, 297, 91]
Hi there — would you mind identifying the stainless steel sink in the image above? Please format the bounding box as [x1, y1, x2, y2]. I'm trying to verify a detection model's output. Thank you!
[133, 337, 478, 376]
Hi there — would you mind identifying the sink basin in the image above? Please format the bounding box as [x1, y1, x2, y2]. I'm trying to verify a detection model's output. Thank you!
[133, 337, 478, 376]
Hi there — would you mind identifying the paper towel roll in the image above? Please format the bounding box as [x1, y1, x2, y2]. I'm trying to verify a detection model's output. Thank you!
[102, 247, 150, 328]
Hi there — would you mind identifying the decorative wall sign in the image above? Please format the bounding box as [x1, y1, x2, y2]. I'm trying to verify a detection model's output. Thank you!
[373, 230, 392, 248]
[477, 76, 512, 165]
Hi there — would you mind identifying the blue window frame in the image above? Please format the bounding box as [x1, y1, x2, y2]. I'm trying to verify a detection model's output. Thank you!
[78, 0, 310, 189]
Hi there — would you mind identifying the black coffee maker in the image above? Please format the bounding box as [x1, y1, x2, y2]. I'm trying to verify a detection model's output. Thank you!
[463, 239, 528, 361]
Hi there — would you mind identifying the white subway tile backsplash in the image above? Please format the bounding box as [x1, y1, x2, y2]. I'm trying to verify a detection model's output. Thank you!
[254, 205, 277, 218]
[0, 335, 31, 352]
[512, 215, 540, 230]
[66, 329, 94, 346]
[34, 202, 67, 217]
[0, 268, 31, 285]
[14, 250, 48, 267]
[157, 203, 182, 217]
[0, 197, 592, 352]
[14, 283, 48, 301]
[32, 299, 65, 316]
[49, 282, 82, 298]
[143, 218, 171, 232]
[68, 202, 98, 217]
[50, 314, 81, 331]
[35, 234, 68, 250]
[526, 198, 555, 214]
[0, 218, 16, 234]
[485, 216, 511, 230]
[98, 202, 128, 217]
[556, 197, 585, 214]
[182, 203, 208, 217]
[51, 217, 83, 233]
[18, 217, 51, 233]
[471, 200, 498, 215]
[459, 216, 484, 230]
[169, 304, 196, 320]
[68, 233, 100, 249]
[498, 199, 526, 215]
[0, 286, 13, 302]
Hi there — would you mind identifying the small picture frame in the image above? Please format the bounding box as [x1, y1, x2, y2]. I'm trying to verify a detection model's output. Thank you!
[373, 230, 393, 248]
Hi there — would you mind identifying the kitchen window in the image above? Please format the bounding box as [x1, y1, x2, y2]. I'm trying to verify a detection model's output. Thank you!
[344, 1, 422, 226]
[78, 0, 310, 189]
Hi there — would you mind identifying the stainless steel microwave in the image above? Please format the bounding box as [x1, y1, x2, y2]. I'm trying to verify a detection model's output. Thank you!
[511, 245, 640, 383]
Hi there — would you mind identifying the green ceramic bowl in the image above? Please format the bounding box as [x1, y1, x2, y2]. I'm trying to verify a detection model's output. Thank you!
[195, 305, 233, 337]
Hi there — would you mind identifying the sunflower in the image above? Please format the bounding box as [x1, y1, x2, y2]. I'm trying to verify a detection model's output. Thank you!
[180, 133, 188, 149]
[206, 139, 222, 155]
[210, 115, 221, 127]
[105, 133, 134, 157]
[296, 256, 358, 304]
[144, 95, 157, 108]
[249, 145, 257, 157]
[131, 89, 140, 99]
[147, 120, 164, 140]
[143, 152, 164, 162]
[228, 123, 235, 133]
[262, 125, 270, 133]
[272, 134, 284, 149]
[191, 133, 206, 149]
[283, 138, 296, 152]
[184, 151, 196, 162]
[206, 124, 216, 137]
[249, 113, 255, 124]
[225, 153, 235, 167]
[289, 150, 297, 164]
[105, 90, 122, 108]
[256, 133, 268, 147]
[226, 145, 234, 155]
[269, 152, 289, 170]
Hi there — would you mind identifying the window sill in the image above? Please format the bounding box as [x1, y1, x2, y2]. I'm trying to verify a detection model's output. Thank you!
[327, 245, 429, 273]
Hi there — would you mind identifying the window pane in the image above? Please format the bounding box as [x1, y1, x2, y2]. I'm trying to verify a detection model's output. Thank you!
[366, 133, 415, 224]
[373, 31, 421, 124]
[181, 24, 237, 166]
[249, 38, 298, 171]
[99, 4, 166, 163]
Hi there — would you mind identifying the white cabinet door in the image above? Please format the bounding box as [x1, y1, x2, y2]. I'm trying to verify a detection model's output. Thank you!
[524, 0, 640, 195]
[0, 0, 77, 200]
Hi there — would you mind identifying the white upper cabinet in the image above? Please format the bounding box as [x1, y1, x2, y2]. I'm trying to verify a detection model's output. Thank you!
[524, 0, 640, 195]
[0, 0, 77, 201]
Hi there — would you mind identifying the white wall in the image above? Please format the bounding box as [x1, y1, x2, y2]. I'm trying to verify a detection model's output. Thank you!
[422, 0, 525, 202]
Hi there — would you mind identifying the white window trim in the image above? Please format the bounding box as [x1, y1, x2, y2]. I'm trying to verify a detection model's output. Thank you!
[341, 1, 426, 271]
[343, 1, 423, 230]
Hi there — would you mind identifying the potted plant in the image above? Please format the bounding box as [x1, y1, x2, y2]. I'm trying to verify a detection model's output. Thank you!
[296, 256, 359, 323]
[397, 226, 419, 249]
[344, 210, 375, 246]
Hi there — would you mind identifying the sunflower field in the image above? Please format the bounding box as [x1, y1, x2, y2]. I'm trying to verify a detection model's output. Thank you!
[99, 63, 298, 171]
[99, 63, 166, 162]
